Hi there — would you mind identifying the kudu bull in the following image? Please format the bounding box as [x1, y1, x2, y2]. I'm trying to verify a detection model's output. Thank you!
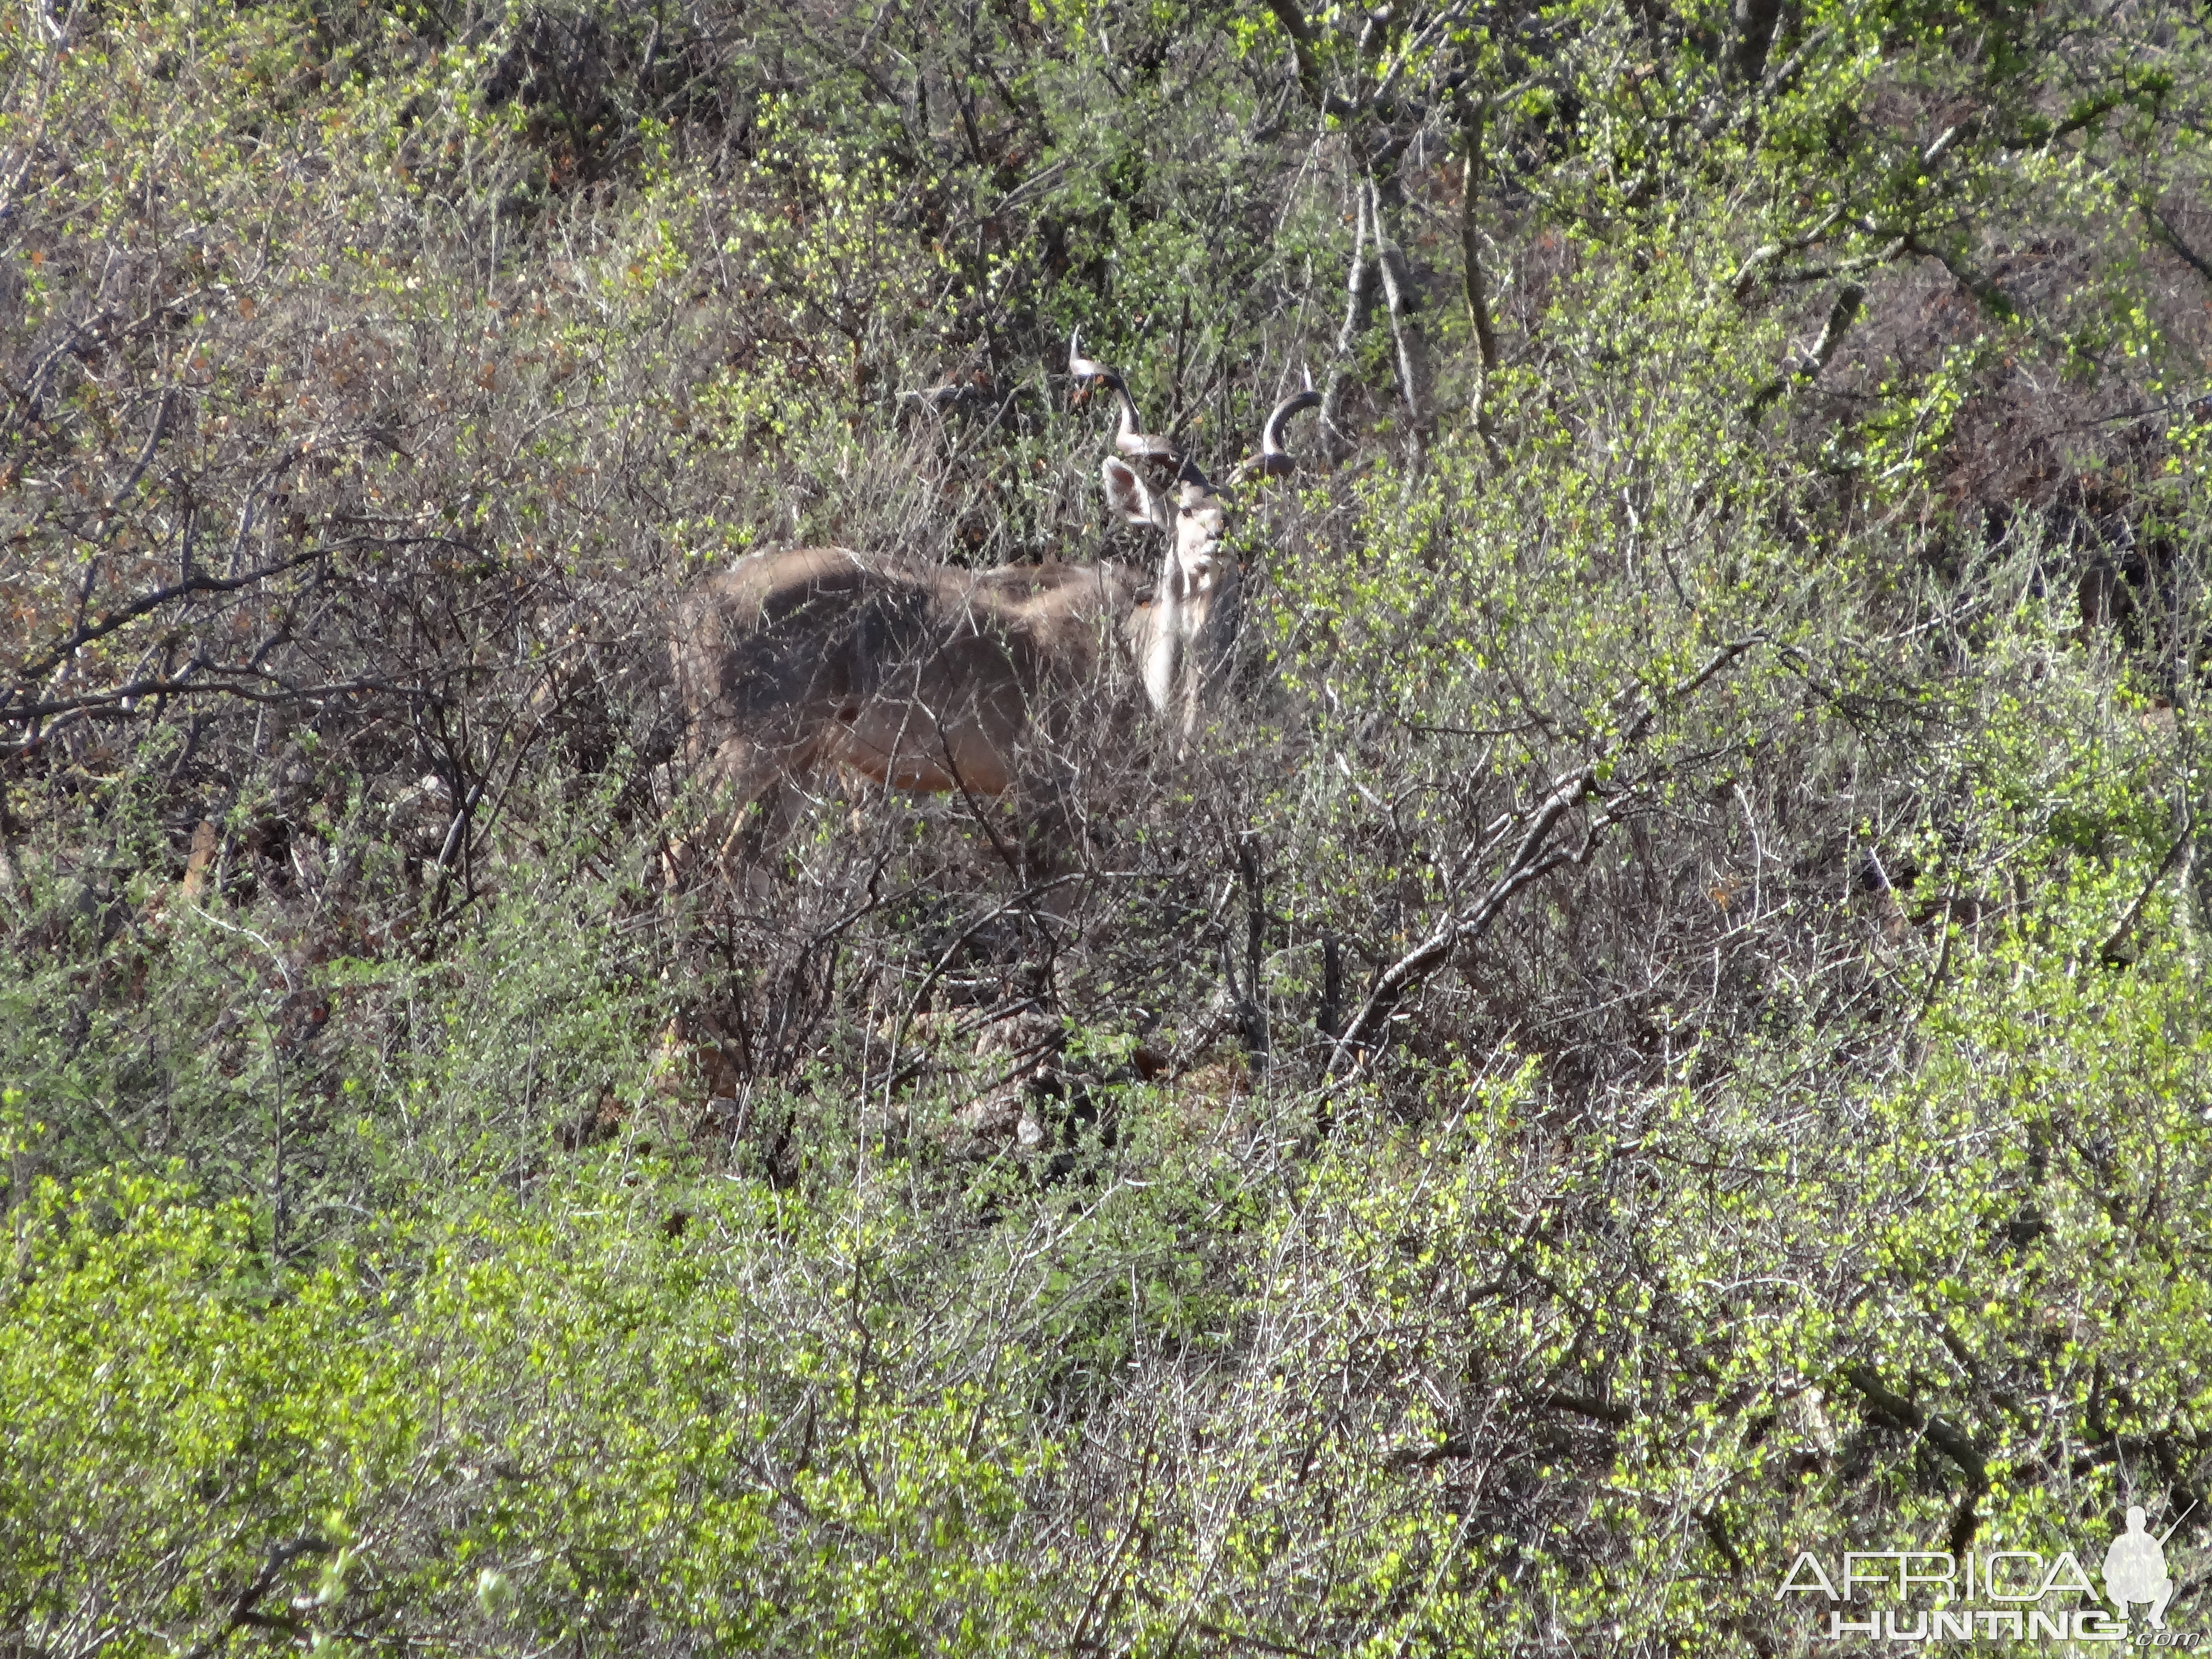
[669, 346, 1319, 876]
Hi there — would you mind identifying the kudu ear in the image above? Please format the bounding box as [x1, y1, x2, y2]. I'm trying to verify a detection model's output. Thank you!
[1101, 456, 1167, 529]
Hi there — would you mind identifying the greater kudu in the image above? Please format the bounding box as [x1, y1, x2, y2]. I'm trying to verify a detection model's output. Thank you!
[669, 351, 1319, 874]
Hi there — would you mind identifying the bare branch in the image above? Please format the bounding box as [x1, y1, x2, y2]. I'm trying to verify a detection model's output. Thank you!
[1839, 1364, 1987, 1491]
[4, 545, 333, 701]
[3, 528, 473, 709]
[102, 387, 177, 516]
[2096, 806, 2195, 966]
[180, 1535, 330, 1659]
[1747, 282, 1865, 420]
[2, 671, 401, 728]
[1261, 0, 1322, 108]
[1328, 637, 1766, 1073]
[2146, 201, 2212, 290]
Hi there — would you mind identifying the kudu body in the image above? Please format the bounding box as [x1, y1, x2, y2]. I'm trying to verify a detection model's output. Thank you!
[670, 352, 1317, 872]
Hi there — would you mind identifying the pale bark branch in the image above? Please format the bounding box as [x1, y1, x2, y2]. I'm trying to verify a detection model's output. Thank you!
[1328, 638, 1766, 1072]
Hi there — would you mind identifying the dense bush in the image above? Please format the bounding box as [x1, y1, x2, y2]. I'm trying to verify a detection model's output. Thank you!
[5, 0, 2212, 1649]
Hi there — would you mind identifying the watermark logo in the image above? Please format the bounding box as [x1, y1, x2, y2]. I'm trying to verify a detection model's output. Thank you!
[2108, 1507, 2179, 1632]
[1779, 1507, 2198, 1646]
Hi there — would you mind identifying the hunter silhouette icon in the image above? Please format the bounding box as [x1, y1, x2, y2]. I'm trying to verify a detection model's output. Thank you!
[2104, 1506, 2176, 1629]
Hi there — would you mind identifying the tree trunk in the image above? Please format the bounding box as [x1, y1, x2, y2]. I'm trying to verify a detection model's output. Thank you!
[1322, 183, 1377, 463]
[1728, 0, 1782, 82]
[1459, 100, 1502, 452]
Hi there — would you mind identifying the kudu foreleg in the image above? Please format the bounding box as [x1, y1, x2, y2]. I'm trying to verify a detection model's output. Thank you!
[665, 731, 811, 890]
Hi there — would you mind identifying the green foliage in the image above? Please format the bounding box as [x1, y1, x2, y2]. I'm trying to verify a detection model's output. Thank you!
[0, 1159, 1069, 1654]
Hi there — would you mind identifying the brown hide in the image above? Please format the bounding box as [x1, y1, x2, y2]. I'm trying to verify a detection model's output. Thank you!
[672, 548, 1148, 864]
[668, 371, 1315, 874]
